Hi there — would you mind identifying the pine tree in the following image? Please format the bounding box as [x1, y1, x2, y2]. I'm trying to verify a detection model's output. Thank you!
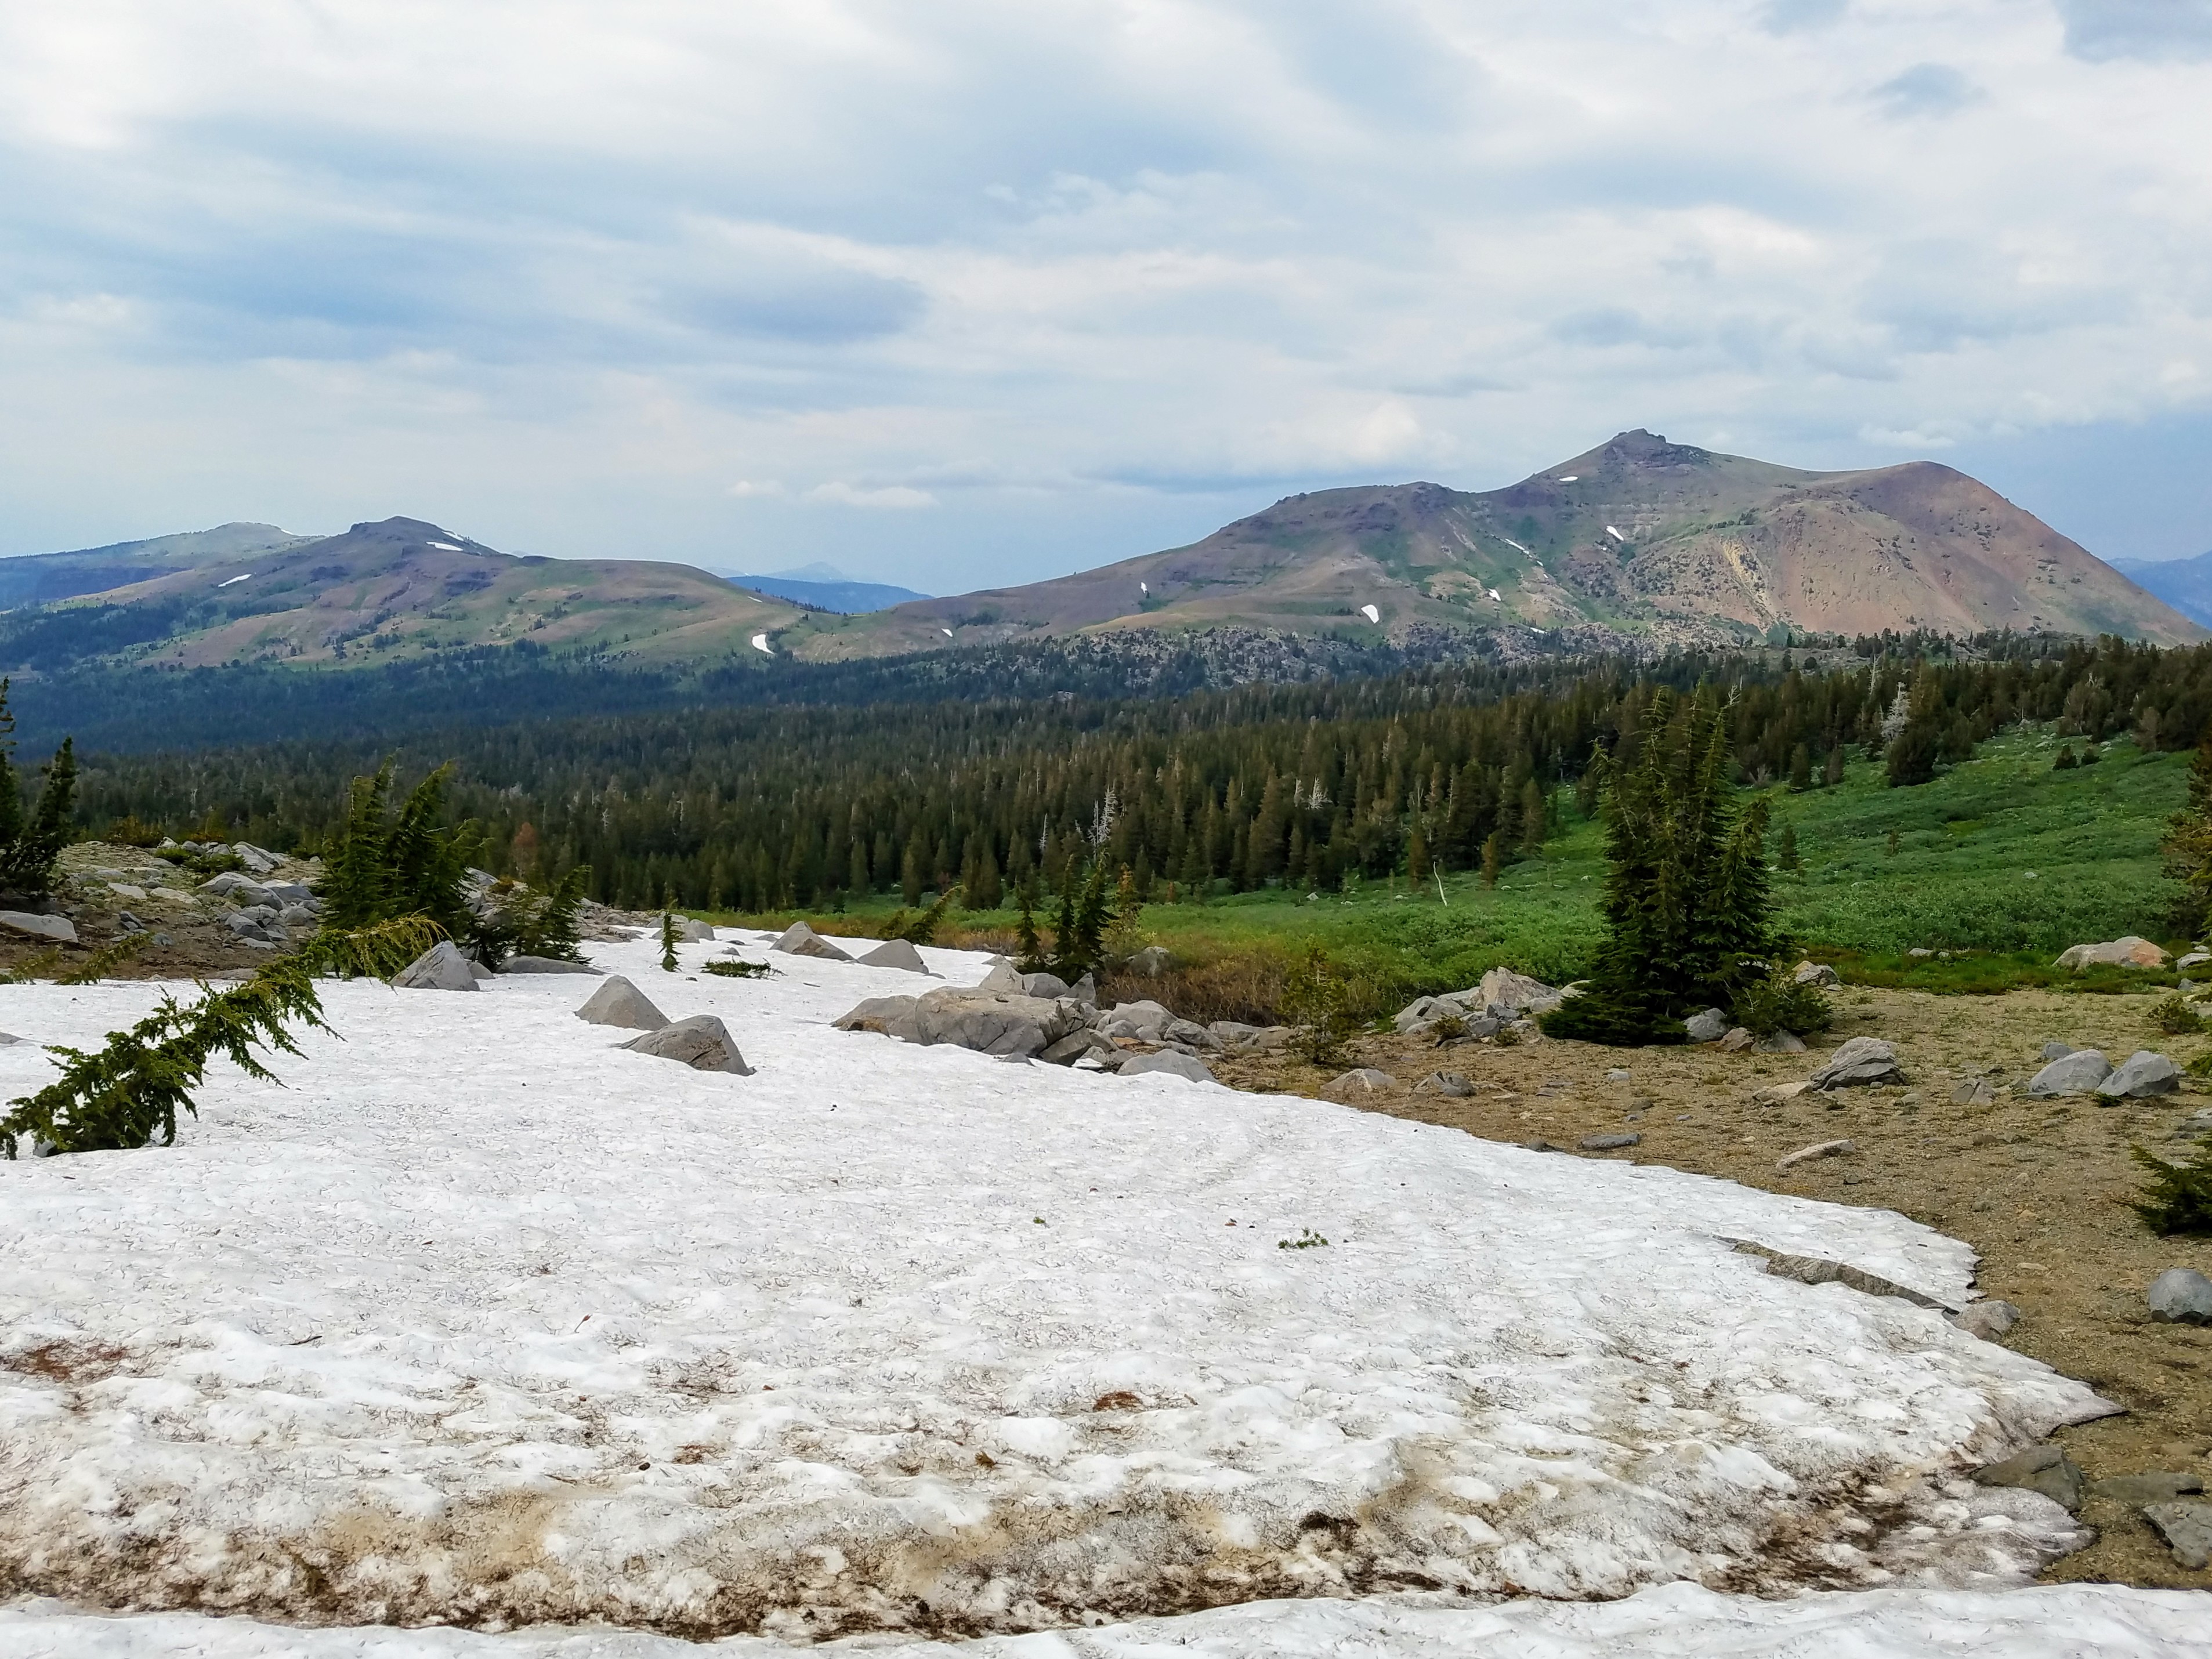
[1014, 878, 1044, 970]
[1779, 823, 1799, 871]
[0, 679, 79, 899]
[1481, 831, 1503, 889]
[1789, 742, 1812, 791]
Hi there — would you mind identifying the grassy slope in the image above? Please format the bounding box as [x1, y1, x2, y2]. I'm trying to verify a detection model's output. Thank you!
[740, 727, 2193, 1004]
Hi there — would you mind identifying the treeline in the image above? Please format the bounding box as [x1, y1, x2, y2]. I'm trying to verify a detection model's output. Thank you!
[65, 632, 2212, 915]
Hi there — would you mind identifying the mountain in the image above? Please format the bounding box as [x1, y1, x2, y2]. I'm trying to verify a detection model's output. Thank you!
[2110, 552, 2212, 629]
[721, 562, 930, 614]
[0, 517, 806, 673]
[0, 522, 315, 610]
[777, 430, 2202, 660]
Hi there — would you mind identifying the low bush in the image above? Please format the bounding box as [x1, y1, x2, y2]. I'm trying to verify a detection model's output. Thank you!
[2150, 994, 2205, 1036]
[1732, 968, 1834, 1038]
[2132, 1143, 2212, 1235]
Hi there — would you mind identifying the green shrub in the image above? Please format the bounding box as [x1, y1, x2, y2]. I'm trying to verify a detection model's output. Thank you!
[2150, 994, 2205, 1036]
[703, 959, 773, 979]
[1732, 968, 1835, 1038]
[2132, 1143, 2212, 1235]
[1282, 945, 1358, 1067]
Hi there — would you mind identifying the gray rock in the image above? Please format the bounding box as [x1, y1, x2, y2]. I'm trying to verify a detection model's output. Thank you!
[1753, 1030, 1807, 1053]
[115, 910, 145, 934]
[1792, 960, 1841, 988]
[1580, 1132, 1641, 1151]
[1327, 1067, 1398, 1096]
[1414, 1071, 1475, 1097]
[841, 987, 1091, 1059]
[978, 962, 1026, 992]
[393, 941, 480, 992]
[0, 910, 75, 945]
[2055, 936, 2170, 970]
[2182, 951, 2212, 970]
[1970, 1444, 2084, 1512]
[2041, 1041, 2075, 1062]
[1163, 1017, 1217, 1049]
[1719, 1026, 1754, 1052]
[278, 905, 317, 929]
[1103, 1000, 1175, 1041]
[1808, 1036, 1906, 1089]
[501, 955, 603, 975]
[2088, 1472, 2203, 1504]
[1775, 1137, 1855, 1171]
[855, 937, 933, 974]
[1684, 1008, 1730, 1043]
[263, 881, 314, 905]
[576, 975, 669, 1031]
[1120, 1050, 1216, 1084]
[232, 843, 279, 875]
[2143, 1501, 2212, 1570]
[1395, 995, 1451, 1033]
[2096, 1050, 2181, 1099]
[1018, 970, 1070, 999]
[1039, 1028, 1120, 1066]
[1126, 945, 1171, 977]
[1950, 1077, 1997, 1109]
[671, 918, 715, 943]
[621, 1014, 752, 1074]
[1478, 966, 1555, 1012]
[831, 995, 918, 1034]
[770, 921, 853, 962]
[1066, 973, 1097, 1006]
[1953, 1300, 2021, 1341]
[2147, 1267, 2212, 1324]
[2026, 1049, 2112, 1096]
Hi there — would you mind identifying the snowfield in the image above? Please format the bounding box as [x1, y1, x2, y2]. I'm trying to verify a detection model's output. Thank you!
[0, 938, 2175, 1652]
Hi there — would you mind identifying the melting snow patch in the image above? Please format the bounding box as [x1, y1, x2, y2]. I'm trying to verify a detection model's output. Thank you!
[428, 541, 465, 552]
[1557, 474, 1579, 482]
[749, 632, 772, 654]
[1606, 525, 1627, 542]
[941, 626, 954, 636]
[0, 940, 2113, 1639]
[214, 573, 252, 587]
[1489, 588, 1503, 602]
[1360, 603, 1381, 622]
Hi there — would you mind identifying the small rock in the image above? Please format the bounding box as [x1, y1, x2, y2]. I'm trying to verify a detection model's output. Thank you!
[1953, 1300, 2021, 1341]
[1326, 1067, 1398, 1097]
[2041, 1041, 2075, 1062]
[1413, 1071, 1475, 1097]
[855, 938, 933, 974]
[2054, 936, 2170, 970]
[2096, 1050, 2181, 1100]
[1126, 944, 1171, 977]
[1018, 971, 1070, 999]
[1039, 1028, 1119, 1066]
[1775, 1137, 1854, 1171]
[2146, 1267, 2212, 1325]
[1908, 947, 1934, 958]
[621, 1015, 751, 1074]
[501, 955, 603, 975]
[0, 911, 76, 946]
[1719, 1026, 1754, 1052]
[1120, 1051, 1215, 1084]
[1684, 1008, 1730, 1043]
[978, 962, 1026, 992]
[2143, 1501, 2212, 1570]
[2088, 1472, 2203, 1505]
[1791, 961, 1841, 988]
[2026, 1049, 2112, 1096]
[393, 941, 480, 992]
[0, 1032, 23, 1045]
[1604, 1067, 1632, 1081]
[1950, 1077, 1997, 1109]
[576, 976, 669, 1031]
[1808, 1035, 1906, 1089]
[115, 910, 146, 934]
[2180, 951, 2212, 970]
[1753, 1030, 1806, 1053]
[1970, 1444, 2085, 1512]
[1753, 1080, 1812, 1105]
[1579, 1132, 1641, 1151]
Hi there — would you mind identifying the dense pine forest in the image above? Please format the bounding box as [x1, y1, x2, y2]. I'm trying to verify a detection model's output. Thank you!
[67, 633, 2212, 915]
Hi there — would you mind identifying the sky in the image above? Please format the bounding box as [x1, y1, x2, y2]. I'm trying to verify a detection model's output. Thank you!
[2, 0, 2209, 593]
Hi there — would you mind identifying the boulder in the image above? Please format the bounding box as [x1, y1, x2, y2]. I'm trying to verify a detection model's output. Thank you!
[1102, 1000, 1175, 1041]
[676, 918, 716, 943]
[1684, 1008, 1730, 1043]
[232, 842, 280, 875]
[576, 976, 669, 1031]
[771, 921, 853, 962]
[978, 962, 1026, 992]
[2147, 1267, 2212, 1325]
[1414, 1071, 1475, 1097]
[1719, 1027, 1754, 1053]
[831, 995, 918, 1034]
[2026, 1049, 2112, 1096]
[501, 955, 603, 975]
[855, 937, 932, 974]
[278, 905, 318, 930]
[1325, 1067, 1398, 1098]
[2054, 936, 2171, 970]
[1808, 1036, 1905, 1089]
[1478, 967, 1555, 1012]
[1066, 972, 1097, 1006]
[1753, 1030, 1807, 1053]
[1120, 1050, 1216, 1084]
[393, 941, 480, 992]
[1971, 1444, 2084, 1512]
[2143, 1501, 2212, 1571]
[2041, 1041, 2075, 1062]
[1394, 995, 1450, 1033]
[1039, 1028, 1120, 1066]
[1953, 1300, 2021, 1342]
[1018, 971, 1070, 999]
[0, 911, 76, 945]
[1791, 960, 1841, 988]
[468, 959, 494, 983]
[2181, 950, 2212, 970]
[1126, 944, 1171, 977]
[621, 1014, 752, 1074]
[835, 987, 1091, 1059]
[2096, 1050, 2181, 1099]
[263, 881, 315, 906]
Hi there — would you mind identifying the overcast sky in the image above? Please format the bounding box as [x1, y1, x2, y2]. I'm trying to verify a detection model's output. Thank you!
[3, 0, 2209, 590]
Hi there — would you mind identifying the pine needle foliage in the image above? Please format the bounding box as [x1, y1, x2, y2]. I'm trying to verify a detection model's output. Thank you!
[0, 916, 440, 1159]
[1540, 689, 1779, 1046]
[882, 885, 960, 945]
[2131, 1142, 2212, 1235]
[0, 678, 79, 899]
[57, 932, 150, 986]
[473, 864, 591, 967]
[321, 762, 473, 938]
[660, 907, 679, 972]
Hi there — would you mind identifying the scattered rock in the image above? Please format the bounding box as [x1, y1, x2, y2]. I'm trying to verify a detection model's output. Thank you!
[2143, 1501, 2212, 1570]
[1684, 1008, 1730, 1042]
[1478, 966, 1556, 1012]
[2147, 1267, 2212, 1325]
[833, 988, 1091, 1059]
[264, 881, 315, 906]
[1719, 1026, 1754, 1052]
[2041, 1041, 2075, 1062]
[1950, 1077, 1997, 1109]
[393, 941, 480, 992]
[0, 1033, 23, 1046]
[2054, 936, 2171, 970]
[675, 918, 716, 943]
[232, 842, 280, 875]
[0, 911, 75, 945]
[1792, 960, 1841, 988]
[855, 938, 933, 974]
[1066, 973, 1097, 1006]
[1017, 971, 1070, 998]
[1753, 1080, 1811, 1105]
[1808, 1036, 1905, 1089]
[1039, 1028, 1120, 1066]
[1125, 944, 1171, 977]
[621, 1015, 752, 1075]
[1325, 1067, 1399, 1098]
[2088, 1472, 2204, 1504]
[1120, 1051, 1215, 1084]
[1775, 1137, 1854, 1172]
[1953, 1299, 2021, 1341]
[1604, 1067, 1632, 1081]
[467, 959, 494, 983]
[501, 955, 603, 975]
[2095, 1050, 2181, 1100]
[830, 995, 915, 1034]
[770, 921, 854, 962]
[978, 962, 1026, 992]
[1753, 1030, 1806, 1053]
[2026, 1049, 2112, 1096]
[576, 976, 670, 1031]
[1413, 1070, 1475, 1097]
[1099, 1001, 1176, 1042]
[2181, 951, 2212, 970]
[1580, 1132, 1641, 1151]
[1907, 947, 1934, 959]
[1971, 1444, 2084, 1513]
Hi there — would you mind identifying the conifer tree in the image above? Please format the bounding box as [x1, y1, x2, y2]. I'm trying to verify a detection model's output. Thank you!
[0, 680, 78, 899]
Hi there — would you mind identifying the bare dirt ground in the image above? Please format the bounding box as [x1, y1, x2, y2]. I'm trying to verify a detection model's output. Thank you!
[1211, 986, 2212, 1591]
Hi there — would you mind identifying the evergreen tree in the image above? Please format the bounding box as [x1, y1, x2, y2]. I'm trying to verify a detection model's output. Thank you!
[1014, 877, 1045, 971]
[0, 679, 78, 899]
[1779, 821, 1799, 871]
[321, 762, 475, 940]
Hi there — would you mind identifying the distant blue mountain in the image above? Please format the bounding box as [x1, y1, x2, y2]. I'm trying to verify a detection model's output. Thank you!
[721, 562, 929, 614]
[2111, 552, 2212, 629]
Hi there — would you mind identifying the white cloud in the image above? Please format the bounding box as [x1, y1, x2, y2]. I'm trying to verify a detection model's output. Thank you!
[804, 481, 937, 509]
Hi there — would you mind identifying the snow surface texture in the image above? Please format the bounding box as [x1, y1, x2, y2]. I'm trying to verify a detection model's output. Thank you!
[0, 941, 2113, 1640]
[9, 1581, 2212, 1658]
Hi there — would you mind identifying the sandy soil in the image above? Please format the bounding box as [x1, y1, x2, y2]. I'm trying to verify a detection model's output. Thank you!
[1211, 986, 2212, 1591]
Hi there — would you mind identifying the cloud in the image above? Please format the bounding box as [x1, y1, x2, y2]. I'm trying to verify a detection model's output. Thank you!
[1869, 63, 1983, 119]
[1761, 0, 1849, 34]
[2054, 0, 2212, 61]
[804, 482, 937, 509]
[726, 479, 785, 498]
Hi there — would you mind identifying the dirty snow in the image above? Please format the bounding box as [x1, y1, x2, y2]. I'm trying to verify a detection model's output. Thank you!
[0, 940, 2138, 1644]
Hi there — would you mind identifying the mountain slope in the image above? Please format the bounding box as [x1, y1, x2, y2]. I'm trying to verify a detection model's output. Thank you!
[2111, 552, 2212, 629]
[4, 517, 805, 672]
[780, 431, 2201, 659]
[0, 523, 314, 610]
[722, 572, 930, 613]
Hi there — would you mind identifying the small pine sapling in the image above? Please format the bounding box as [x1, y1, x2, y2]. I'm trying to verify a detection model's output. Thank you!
[2131, 1142, 2212, 1236]
[660, 907, 679, 972]
[1282, 946, 1357, 1068]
